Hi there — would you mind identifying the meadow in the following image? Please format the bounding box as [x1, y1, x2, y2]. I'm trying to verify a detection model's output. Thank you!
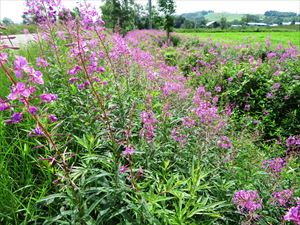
[180, 31, 300, 48]
[0, 1, 299, 225]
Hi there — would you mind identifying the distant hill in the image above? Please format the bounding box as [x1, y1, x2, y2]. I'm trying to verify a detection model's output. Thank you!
[206, 13, 262, 22]
[181, 11, 263, 22]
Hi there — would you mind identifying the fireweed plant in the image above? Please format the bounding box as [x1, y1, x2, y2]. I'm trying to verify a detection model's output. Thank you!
[0, 1, 299, 224]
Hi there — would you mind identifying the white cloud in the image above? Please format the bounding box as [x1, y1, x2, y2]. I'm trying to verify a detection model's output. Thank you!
[0, 0, 299, 23]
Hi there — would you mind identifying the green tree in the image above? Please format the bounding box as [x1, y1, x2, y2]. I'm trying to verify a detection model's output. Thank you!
[133, 3, 147, 29]
[2, 17, 14, 25]
[182, 19, 194, 29]
[158, 0, 176, 40]
[194, 17, 207, 28]
[241, 14, 260, 24]
[220, 16, 227, 30]
[148, 0, 152, 29]
[174, 16, 185, 28]
[100, 0, 135, 33]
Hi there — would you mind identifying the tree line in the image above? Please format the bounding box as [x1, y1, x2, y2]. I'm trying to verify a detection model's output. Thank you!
[2, 1, 300, 35]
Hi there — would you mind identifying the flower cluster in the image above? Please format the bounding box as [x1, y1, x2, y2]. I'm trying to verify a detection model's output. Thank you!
[78, 2, 105, 30]
[183, 116, 196, 128]
[171, 127, 187, 146]
[122, 146, 135, 157]
[271, 189, 294, 207]
[36, 57, 49, 68]
[110, 34, 131, 61]
[24, 0, 61, 24]
[192, 86, 222, 126]
[0, 98, 10, 111]
[284, 198, 300, 224]
[1, 54, 58, 136]
[262, 157, 286, 174]
[233, 190, 262, 213]
[217, 136, 232, 149]
[140, 110, 157, 143]
[0, 52, 8, 63]
[14, 56, 44, 84]
[286, 136, 300, 155]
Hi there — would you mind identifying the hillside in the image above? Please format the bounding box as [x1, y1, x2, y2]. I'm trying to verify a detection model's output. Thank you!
[181, 11, 263, 22]
[206, 12, 261, 21]
[180, 10, 300, 23]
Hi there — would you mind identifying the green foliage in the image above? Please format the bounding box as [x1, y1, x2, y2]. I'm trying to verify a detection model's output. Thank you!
[1, 17, 14, 25]
[220, 17, 227, 30]
[101, 0, 136, 33]
[0, 24, 37, 35]
[162, 35, 300, 139]
[264, 10, 297, 17]
[178, 10, 300, 30]
[222, 60, 300, 138]
[158, 0, 176, 39]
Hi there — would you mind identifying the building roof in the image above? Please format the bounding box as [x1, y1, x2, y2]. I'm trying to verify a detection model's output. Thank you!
[206, 21, 217, 26]
[247, 22, 268, 26]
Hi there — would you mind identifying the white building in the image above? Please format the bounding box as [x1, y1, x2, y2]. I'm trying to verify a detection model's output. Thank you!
[247, 22, 268, 26]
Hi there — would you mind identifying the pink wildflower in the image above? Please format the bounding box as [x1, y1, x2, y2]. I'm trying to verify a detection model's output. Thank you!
[272, 190, 294, 207]
[120, 165, 127, 173]
[284, 199, 300, 224]
[217, 136, 232, 149]
[122, 146, 135, 157]
[40, 93, 58, 103]
[233, 190, 262, 213]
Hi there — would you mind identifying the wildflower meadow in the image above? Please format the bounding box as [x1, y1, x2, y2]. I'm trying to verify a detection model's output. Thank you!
[0, 0, 299, 224]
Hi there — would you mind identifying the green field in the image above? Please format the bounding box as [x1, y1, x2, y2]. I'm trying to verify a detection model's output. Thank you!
[179, 31, 300, 48]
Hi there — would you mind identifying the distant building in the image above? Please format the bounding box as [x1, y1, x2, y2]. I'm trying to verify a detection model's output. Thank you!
[270, 24, 279, 27]
[231, 25, 242, 27]
[247, 22, 268, 26]
[282, 22, 292, 25]
[206, 21, 219, 28]
[295, 22, 300, 25]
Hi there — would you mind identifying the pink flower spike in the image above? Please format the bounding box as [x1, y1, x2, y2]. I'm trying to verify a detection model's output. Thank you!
[215, 86, 221, 93]
[48, 114, 58, 123]
[0, 98, 10, 111]
[69, 77, 80, 84]
[57, 31, 66, 40]
[68, 65, 81, 75]
[8, 82, 31, 100]
[233, 190, 262, 213]
[14, 56, 29, 78]
[40, 94, 58, 103]
[31, 70, 44, 84]
[284, 200, 300, 224]
[5, 112, 23, 124]
[29, 125, 44, 136]
[36, 57, 49, 68]
[122, 146, 135, 157]
[0, 52, 8, 64]
[28, 106, 38, 115]
[120, 165, 127, 173]
[98, 66, 105, 73]
[217, 136, 232, 149]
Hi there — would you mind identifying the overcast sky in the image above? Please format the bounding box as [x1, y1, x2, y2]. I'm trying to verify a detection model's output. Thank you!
[0, 0, 299, 23]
